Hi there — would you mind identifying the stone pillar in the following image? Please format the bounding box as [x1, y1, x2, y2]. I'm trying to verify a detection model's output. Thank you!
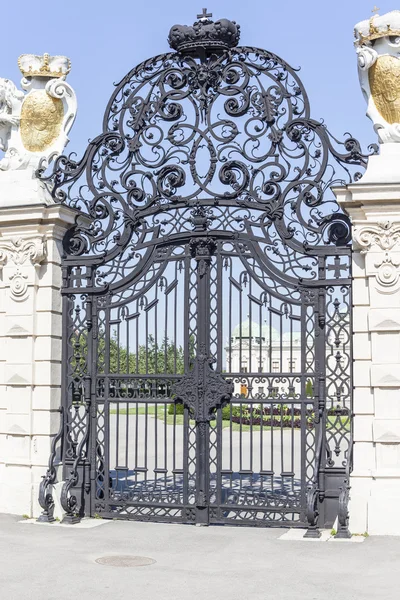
[0, 173, 76, 517]
[334, 151, 400, 535]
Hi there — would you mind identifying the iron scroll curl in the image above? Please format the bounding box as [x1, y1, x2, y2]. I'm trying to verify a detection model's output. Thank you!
[38, 407, 64, 523]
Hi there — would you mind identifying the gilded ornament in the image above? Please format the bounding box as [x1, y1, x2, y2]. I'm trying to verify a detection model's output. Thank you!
[20, 89, 64, 153]
[18, 53, 71, 79]
[354, 11, 400, 46]
[369, 55, 400, 124]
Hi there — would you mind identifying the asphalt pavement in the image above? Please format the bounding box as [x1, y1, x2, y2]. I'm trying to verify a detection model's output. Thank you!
[0, 513, 399, 600]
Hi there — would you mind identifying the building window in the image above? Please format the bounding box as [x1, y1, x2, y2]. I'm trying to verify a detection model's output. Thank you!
[288, 360, 296, 371]
[240, 357, 248, 374]
[272, 361, 279, 373]
[268, 387, 279, 398]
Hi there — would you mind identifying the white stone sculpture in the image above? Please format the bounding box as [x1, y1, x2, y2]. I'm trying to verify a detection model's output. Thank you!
[0, 53, 76, 172]
[355, 10, 400, 143]
[0, 79, 24, 153]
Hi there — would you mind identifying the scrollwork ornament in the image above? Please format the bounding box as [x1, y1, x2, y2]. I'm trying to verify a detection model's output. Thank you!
[172, 344, 234, 422]
[60, 376, 91, 524]
[0, 236, 47, 268]
[354, 222, 400, 290]
[304, 485, 320, 538]
[37, 34, 372, 274]
[335, 479, 351, 539]
[0, 236, 47, 301]
[189, 237, 217, 277]
[38, 407, 65, 523]
[354, 221, 400, 253]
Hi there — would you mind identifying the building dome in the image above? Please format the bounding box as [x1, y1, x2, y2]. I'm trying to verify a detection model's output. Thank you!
[232, 320, 261, 339]
[232, 320, 279, 342]
[281, 331, 301, 345]
[262, 324, 280, 342]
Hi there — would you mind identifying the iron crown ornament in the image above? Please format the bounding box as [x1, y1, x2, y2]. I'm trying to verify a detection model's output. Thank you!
[168, 9, 240, 56]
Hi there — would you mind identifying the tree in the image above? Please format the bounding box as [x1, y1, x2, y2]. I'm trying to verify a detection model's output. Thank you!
[306, 379, 313, 398]
[71, 328, 193, 384]
[108, 333, 188, 375]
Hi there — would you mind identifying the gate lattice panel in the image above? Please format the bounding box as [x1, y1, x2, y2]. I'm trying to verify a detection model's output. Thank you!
[38, 11, 374, 535]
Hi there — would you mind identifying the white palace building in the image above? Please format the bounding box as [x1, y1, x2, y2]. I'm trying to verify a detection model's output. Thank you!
[226, 319, 302, 397]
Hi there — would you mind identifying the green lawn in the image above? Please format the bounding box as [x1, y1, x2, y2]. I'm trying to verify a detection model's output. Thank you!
[109, 406, 350, 432]
[109, 406, 160, 416]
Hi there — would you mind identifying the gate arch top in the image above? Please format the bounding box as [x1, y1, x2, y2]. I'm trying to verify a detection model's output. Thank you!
[42, 11, 373, 280]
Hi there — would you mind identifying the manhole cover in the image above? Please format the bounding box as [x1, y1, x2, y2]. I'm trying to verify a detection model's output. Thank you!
[95, 555, 156, 567]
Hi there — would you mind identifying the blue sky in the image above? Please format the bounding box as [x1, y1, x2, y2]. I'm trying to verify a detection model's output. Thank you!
[1, 0, 395, 158]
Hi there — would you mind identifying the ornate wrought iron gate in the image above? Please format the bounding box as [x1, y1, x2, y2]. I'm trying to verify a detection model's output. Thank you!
[39, 11, 373, 535]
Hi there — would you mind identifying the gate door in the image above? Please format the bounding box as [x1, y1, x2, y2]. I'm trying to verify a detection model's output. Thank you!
[39, 12, 372, 534]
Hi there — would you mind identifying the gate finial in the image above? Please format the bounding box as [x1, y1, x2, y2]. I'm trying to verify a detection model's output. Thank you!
[197, 8, 212, 20]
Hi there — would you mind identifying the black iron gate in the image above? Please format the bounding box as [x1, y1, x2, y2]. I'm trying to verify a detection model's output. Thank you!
[39, 11, 374, 536]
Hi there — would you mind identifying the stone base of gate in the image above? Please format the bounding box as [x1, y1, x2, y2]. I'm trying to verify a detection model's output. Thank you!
[334, 170, 400, 536]
[279, 529, 365, 542]
[0, 174, 76, 518]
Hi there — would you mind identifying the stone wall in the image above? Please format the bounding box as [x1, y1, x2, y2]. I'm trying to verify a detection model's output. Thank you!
[0, 183, 75, 517]
[335, 166, 400, 535]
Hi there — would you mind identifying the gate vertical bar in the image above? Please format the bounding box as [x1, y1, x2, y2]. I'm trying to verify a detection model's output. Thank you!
[317, 283, 327, 528]
[89, 286, 99, 517]
[194, 240, 213, 525]
[300, 292, 307, 525]
[304, 260, 327, 537]
[182, 250, 192, 518]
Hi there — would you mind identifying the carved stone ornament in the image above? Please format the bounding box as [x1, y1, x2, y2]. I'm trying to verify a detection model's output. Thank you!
[0, 236, 47, 268]
[0, 236, 46, 300]
[375, 252, 400, 288]
[353, 221, 400, 253]
[0, 53, 76, 171]
[353, 221, 400, 291]
[8, 268, 29, 301]
[355, 10, 400, 143]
